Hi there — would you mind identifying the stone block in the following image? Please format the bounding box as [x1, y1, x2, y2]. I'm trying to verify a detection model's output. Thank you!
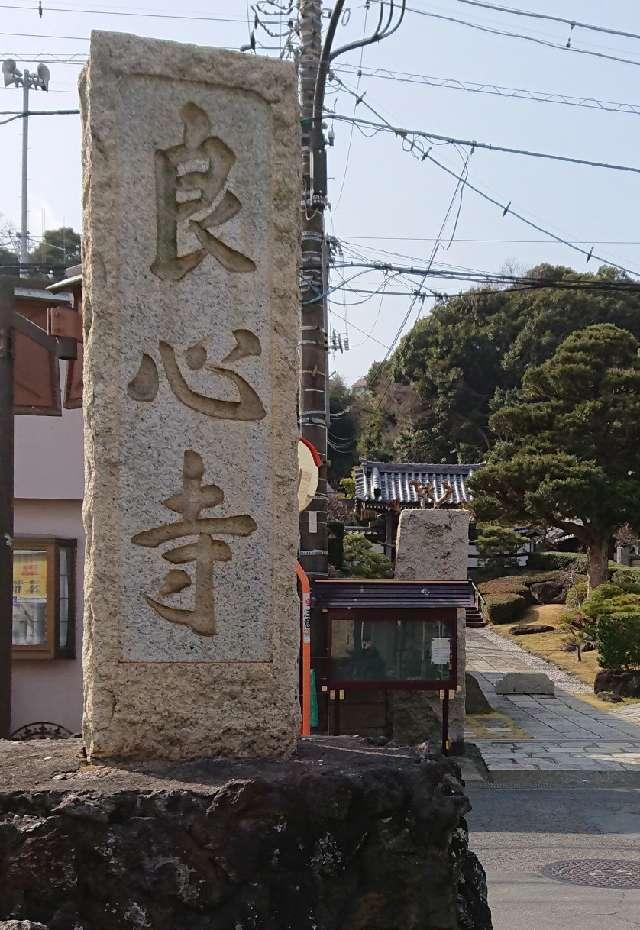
[394, 511, 469, 746]
[394, 508, 470, 581]
[81, 32, 300, 760]
[495, 673, 555, 696]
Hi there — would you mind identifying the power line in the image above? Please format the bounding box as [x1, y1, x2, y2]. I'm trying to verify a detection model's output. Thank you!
[1, 30, 89, 39]
[341, 235, 640, 245]
[332, 260, 640, 291]
[0, 108, 79, 126]
[0, 3, 245, 22]
[335, 63, 640, 118]
[330, 76, 640, 278]
[402, 7, 640, 69]
[333, 2, 369, 211]
[452, 0, 640, 43]
[329, 112, 640, 177]
[372, 148, 473, 405]
[328, 304, 391, 349]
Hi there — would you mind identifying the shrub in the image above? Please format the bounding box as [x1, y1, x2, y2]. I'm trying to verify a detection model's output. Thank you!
[478, 577, 530, 599]
[341, 533, 393, 579]
[560, 608, 596, 661]
[475, 523, 527, 575]
[484, 593, 528, 625]
[611, 570, 640, 593]
[582, 583, 624, 615]
[597, 607, 640, 670]
[478, 570, 575, 601]
[582, 585, 640, 670]
[528, 551, 588, 573]
[566, 580, 588, 608]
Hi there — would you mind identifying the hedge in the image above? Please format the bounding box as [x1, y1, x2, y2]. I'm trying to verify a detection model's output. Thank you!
[528, 551, 588, 572]
[529, 552, 640, 586]
[478, 570, 572, 599]
[478, 579, 530, 601]
[483, 593, 528, 625]
[610, 566, 640, 586]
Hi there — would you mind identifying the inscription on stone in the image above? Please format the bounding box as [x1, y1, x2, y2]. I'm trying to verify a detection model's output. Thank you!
[151, 102, 256, 281]
[132, 450, 257, 636]
[81, 31, 300, 760]
[127, 329, 266, 420]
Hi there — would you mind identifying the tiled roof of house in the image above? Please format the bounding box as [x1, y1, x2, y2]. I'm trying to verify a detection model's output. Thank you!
[354, 460, 483, 507]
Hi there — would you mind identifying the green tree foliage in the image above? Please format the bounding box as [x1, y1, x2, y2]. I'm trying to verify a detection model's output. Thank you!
[471, 324, 640, 589]
[0, 219, 18, 272]
[392, 425, 434, 461]
[581, 583, 640, 670]
[342, 533, 393, 579]
[359, 266, 640, 463]
[475, 523, 525, 575]
[0, 243, 18, 272]
[327, 374, 358, 485]
[29, 227, 81, 267]
[339, 476, 356, 498]
[357, 405, 394, 462]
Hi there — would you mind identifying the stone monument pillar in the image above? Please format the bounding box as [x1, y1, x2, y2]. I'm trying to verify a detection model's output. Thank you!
[394, 509, 470, 748]
[80, 32, 300, 760]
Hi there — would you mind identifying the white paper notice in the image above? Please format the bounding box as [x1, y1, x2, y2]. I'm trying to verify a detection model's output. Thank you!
[308, 510, 318, 533]
[431, 637, 451, 666]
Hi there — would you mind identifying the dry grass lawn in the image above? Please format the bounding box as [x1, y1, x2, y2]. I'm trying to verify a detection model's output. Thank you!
[489, 604, 640, 711]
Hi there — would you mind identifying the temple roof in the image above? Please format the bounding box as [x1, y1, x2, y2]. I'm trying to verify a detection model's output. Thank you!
[354, 460, 483, 508]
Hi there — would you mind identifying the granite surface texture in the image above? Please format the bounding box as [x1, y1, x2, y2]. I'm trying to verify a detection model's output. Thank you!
[81, 32, 300, 760]
[394, 509, 470, 746]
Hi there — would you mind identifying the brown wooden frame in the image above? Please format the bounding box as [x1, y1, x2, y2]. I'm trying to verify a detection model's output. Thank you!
[324, 606, 458, 691]
[12, 537, 76, 660]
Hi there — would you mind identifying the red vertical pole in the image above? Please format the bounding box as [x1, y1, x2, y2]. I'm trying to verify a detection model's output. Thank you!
[441, 690, 450, 756]
[0, 281, 15, 738]
[296, 561, 312, 736]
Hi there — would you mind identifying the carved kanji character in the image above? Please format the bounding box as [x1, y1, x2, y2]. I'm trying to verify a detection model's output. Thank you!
[132, 450, 256, 636]
[127, 329, 265, 421]
[151, 102, 255, 282]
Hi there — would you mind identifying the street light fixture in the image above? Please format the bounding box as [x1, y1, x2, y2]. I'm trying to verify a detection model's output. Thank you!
[1, 59, 51, 269]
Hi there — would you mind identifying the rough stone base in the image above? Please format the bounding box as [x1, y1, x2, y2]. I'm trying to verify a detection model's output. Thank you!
[595, 669, 640, 698]
[0, 738, 492, 930]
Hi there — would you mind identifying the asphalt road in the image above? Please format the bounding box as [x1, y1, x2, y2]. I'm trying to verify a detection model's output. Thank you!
[467, 782, 640, 930]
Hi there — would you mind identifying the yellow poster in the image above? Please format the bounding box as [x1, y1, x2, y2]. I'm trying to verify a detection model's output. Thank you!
[13, 552, 47, 600]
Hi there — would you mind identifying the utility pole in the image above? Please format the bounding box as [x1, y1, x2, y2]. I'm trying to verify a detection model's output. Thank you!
[20, 75, 29, 267]
[2, 59, 51, 270]
[0, 281, 14, 739]
[298, 0, 329, 582]
[296, 1, 406, 587]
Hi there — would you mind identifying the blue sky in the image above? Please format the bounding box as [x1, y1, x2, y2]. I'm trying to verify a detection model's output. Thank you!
[1, 0, 639, 383]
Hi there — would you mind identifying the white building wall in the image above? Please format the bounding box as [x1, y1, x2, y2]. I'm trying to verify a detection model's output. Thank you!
[11, 360, 84, 735]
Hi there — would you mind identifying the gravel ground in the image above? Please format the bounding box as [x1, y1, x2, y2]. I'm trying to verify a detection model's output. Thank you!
[470, 626, 592, 693]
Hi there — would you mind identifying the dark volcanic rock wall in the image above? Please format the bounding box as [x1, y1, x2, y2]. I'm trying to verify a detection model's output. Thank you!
[0, 739, 492, 930]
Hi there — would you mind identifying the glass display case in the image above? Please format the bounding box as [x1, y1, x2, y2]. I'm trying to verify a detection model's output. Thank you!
[328, 609, 456, 689]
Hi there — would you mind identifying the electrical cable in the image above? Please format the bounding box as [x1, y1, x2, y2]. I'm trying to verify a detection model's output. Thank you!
[331, 261, 640, 291]
[328, 304, 391, 349]
[401, 7, 640, 69]
[451, 0, 640, 43]
[0, 3, 245, 23]
[372, 153, 472, 406]
[341, 235, 640, 245]
[333, 1, 370, 212]
[331, 75, 640, 278]
[334, 63, 640, 118]
[329, 113, 640, 177]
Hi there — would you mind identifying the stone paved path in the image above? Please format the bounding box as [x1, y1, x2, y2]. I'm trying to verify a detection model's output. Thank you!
[467, 627, 640, 774]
